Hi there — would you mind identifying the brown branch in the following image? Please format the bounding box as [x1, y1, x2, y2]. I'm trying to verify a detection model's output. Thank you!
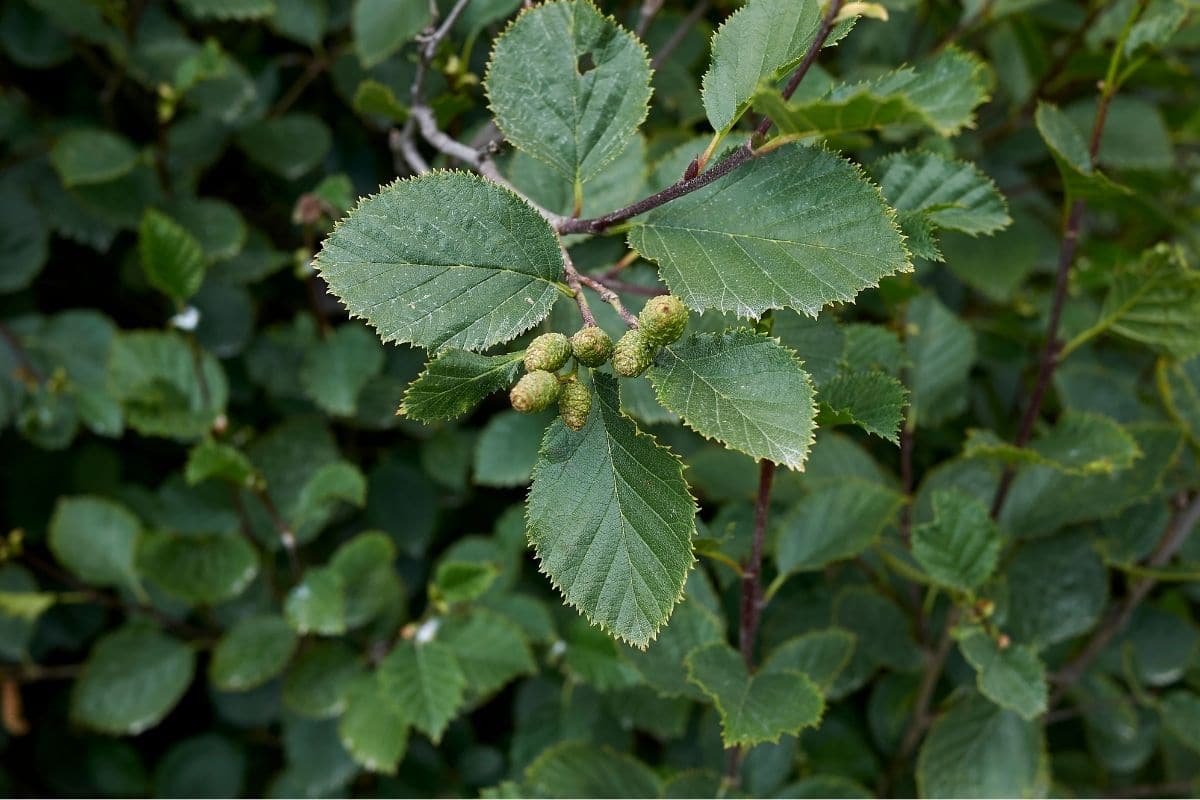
[592, 277, 667, 297]
[634, 0, 665, 39]
[650, 1, 710, 70]
[724, 459, 777, 788]
[577, 275, 639, 327]
[0, 322, 43, 384]
[560, 0, 845, 236]
[561, 249, 597, 327]
[1048, 492, 1200, 707]
[252, 488, 301, 582]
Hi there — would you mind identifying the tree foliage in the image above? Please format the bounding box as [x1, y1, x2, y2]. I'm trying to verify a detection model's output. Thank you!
[1, 0, 1199, 797]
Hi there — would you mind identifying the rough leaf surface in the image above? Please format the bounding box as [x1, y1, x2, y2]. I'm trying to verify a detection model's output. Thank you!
[485, 1, 651, 191]
[649, 329, 816, 469]
[629, 143, 909, 318]
[526, 373, 696, 647]
[316, 172, 564, 352]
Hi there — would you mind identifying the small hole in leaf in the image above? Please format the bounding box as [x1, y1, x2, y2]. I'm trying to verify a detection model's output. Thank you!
[576, 52, 596, 74]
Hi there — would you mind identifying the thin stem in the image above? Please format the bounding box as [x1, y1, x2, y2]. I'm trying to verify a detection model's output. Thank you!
[0, 322, 42, 383]
[898, 422, 915, 544]
[991, 1, 1139, 518]
[253, 488, 301, 581]
[752, 0, 845, 139]
[724, 459, 776, 789]
[577, 275, 640, 327]
[990, 198, 1084, 517]
[1048, 492, 1200, 707]
[560, 249, 597, 327]
[650, 1, 709, 70]
[740, 461, 776, 667]
[634, 0, 665, 38]
[560, 0, 845, 236]
[931, 0, 994, 53]
[268, 54, 329, 118]
[593, 277, 667, 297]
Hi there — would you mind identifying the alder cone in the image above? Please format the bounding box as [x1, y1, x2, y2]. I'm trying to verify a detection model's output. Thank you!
[524, 333, 571, 372]
[510, 370, 560, 413]
[570, 326, 613, 367]
[558, 381, 592, 431]
[638, 295, 689, 346]
[612, 329, 656, 377]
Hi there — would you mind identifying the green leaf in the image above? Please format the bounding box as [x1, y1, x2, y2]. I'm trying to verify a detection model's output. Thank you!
[955, 626, 1048, 720]
[338, 674, 409, 774]
[352, 0, 430, 68]
[402, 349, 525, 422]
[474, 409, 555, 486]
[526, 373, 696, 647]
[164, 197, 247, 262]
[1068, 96, 1174, 172]
[377, 638, 466, 742]
[507, 134, 647, 218]
[963, 412, 1141, 475]
[630, 143, 909, 319]
[523, 742, 662, 798]
[0, 184, 48, 293]
[316, 172, 564, 352]
[917, 691, 1043, 798]
[107, 330, 228, 439]
[686, 642, 823, 746]
[177, 0, 275, 20]
[775, 479, 905, 573]
[754, 48, 990, 137]
[139, 209, 206, 302]
[285, 567, 347, 635]
[1160, 690, 1200, 753]
[1033, 102, 1129, 200]
[293, 461, 367, 528]
[649, 329, 816, 469]
[72, 626, 196, 735]
[352, 79, 409, 122]
[1000, 423, 1182, 536]
[905, 291, 975, 427]
[440, 609, 536, 698]
[300, 323, 385, 416]
[432, 561, 498, 604]
[1159, 355, 1200, 445]
[817, 370, 908, 443]
[762, 628, 857, 690]
[236, 114, 331, 180]
[869, 150, 1010, 240]
[185, 438, 257, 486]
[701, 0, 821, 132]
[1005, 532, 1108, 649]
[772, 312, 845, 387]
[622, 596, 723, 700]
[155, 734, 247, 799]
[329, 531, 400, 629]
[283, 641, 364, 719]
[833, 586, 923, 672]
[138, 531, 258, 605]
[485, 0, 651, 193]
[48, 495, 141, 590]
[50, 128, 138, 186]
[1083, 244, 1200, 359]
[912, 490, 1001, 592]
[209, 614, 298, 691]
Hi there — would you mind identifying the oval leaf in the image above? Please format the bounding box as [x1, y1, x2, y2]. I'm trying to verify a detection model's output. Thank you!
[316, 171, 564, 352]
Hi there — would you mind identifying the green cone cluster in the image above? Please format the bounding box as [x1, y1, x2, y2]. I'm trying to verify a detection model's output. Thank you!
[509, 296, 688, 424]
